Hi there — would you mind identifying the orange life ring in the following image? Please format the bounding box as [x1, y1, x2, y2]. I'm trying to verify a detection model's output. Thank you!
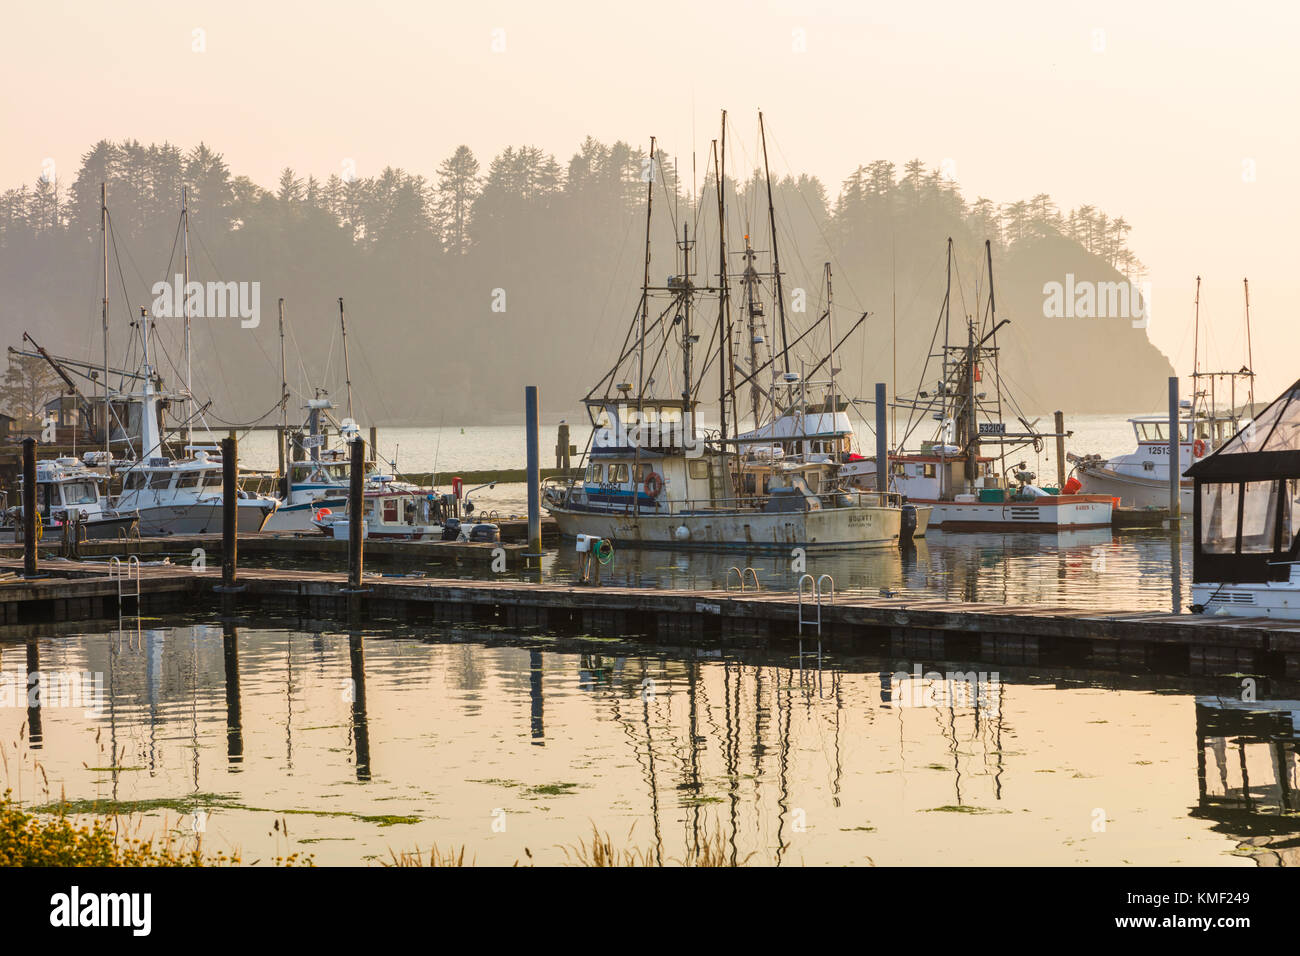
[314, 507, 333, 522]
[644, 471, 663, 499]
[1193, 439, 1207, 458]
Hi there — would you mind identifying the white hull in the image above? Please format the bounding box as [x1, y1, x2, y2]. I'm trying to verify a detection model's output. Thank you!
[920, 496, 1113, 531]
[548, 504, 902, 551]
[130, 501, 275, 536]
[1076, 464, 1193, 511]
[1193, 579, 1300, 619]
[264, 500, 342, 533]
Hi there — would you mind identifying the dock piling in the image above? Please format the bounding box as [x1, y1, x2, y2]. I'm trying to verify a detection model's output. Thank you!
[874, 383, 888, 493]
[348, 436, 365, 588]
[1054, 411, 1066, 490]
[221, 436, 238, 589]
[526, 386, 542, 557]
[1168, 377, 1181, 518]
[21, 438, 36, 577]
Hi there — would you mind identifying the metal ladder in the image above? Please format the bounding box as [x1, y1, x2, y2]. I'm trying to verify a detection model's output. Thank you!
[109, 555, 142, 651]
[796, 573, 834, 636]
[726, 566, 761, 591]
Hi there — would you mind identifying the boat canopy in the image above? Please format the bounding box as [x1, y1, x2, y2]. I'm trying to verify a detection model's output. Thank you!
[1187, 379, 1300, 583]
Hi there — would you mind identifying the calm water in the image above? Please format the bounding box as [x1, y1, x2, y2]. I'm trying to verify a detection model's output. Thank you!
[2, 619, 1295, 866]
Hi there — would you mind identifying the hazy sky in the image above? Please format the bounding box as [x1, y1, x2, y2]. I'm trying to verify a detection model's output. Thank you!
[4, 0, 1297, 397]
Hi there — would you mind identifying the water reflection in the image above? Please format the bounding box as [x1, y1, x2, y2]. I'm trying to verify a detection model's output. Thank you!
[1193, 697, 1300, 866]
[1, 617, 1289, 866]
[541, 527, 1193, 613]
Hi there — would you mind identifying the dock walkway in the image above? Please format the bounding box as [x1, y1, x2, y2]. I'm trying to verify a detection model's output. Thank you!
[2, 558, 1298, 679]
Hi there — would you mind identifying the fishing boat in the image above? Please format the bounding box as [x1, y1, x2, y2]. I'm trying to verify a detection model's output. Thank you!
[1070, 277, 1256, 510]
[311, 481, 500, 542]
[544, 115, 905, 551]
[1188, 378, 1300, 618]
[839, 239, 1113, 531]
[1, 457, 138, 540]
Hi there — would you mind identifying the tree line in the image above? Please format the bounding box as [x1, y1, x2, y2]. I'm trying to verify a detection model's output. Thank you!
[0, 136, 1167, 427]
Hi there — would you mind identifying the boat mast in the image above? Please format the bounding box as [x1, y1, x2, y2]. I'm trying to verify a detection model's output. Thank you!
[338, 297, 353, 421]
[680, 223, 693, 409]
[742, 236, 763, 428]
[101, 183, 110, 459]
[1192, 275, 1201, 413]
[182, 186, 193, 448]
[279, 297, 288, 470]
[758, 113, 790, 378]
[636, 136, 656, 520]
[825, 262, 837, 444]
[1244, 277, 1255, 411]
[714, 124, 732, 453]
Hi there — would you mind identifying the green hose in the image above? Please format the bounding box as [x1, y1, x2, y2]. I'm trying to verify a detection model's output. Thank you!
[595, 538, 615, 564]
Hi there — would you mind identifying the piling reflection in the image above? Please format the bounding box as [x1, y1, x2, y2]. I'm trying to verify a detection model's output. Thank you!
[0, 618, 1291, 866]
[24, 639, 41, 749]
[1192, 696, 1300, 865]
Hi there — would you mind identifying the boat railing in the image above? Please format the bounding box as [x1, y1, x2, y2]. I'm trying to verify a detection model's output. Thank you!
[561, 487, 903, 515]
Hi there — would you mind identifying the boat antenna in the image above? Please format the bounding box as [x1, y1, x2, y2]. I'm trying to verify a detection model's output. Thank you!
[758, 112, 790, 376]
[339, 297, 354, 422]
[825, 262, 836, 421]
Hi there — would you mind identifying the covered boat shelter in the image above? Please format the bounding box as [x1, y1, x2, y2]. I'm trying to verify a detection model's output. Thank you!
[1186, 379, 1300, 585]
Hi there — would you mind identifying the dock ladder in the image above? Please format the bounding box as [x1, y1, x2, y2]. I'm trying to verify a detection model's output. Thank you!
[796, 573, 834, 636]
[726, 567, 761, 592]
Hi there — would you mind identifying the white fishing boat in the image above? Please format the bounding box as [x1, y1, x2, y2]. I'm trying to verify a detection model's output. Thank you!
[840, 239, 1112, 532]
[1071, 278, 1257, 510]
[544, 116, 906, 552]
[1188, 378, 1300, 618]
[1, 456, 138, 540]
[311, 482, 499, 542]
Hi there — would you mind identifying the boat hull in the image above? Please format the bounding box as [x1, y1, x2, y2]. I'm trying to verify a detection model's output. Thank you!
[918, 495, 1113, 531]
[130, 501, 275, 536]
[1076, 464, 1193, 511]
[547, 504, 902, 551]
[1192, 581, 1300, 619]
[265, 497, 346, 533]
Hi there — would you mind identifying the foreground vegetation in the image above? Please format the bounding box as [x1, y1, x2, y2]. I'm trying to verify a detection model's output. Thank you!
[0, 789, 308, 866]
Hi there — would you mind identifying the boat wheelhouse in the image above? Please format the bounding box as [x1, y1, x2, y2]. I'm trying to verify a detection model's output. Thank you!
[2, 457, 138, 540]
[1187, 379, 1300, 618]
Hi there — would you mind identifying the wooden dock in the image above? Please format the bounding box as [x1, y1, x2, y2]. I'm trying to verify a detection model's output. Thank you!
[2, 558, 1299, 680]
[0, 530, 537, 566]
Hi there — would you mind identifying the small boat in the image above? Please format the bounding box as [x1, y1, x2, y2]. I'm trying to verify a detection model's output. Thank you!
[2, 456, 138, 540]
[1072, 277, 1256, 510]
[840, 238, 1112, 532]
[1187, 377, 1300, 618]
[311, 482, 500, 542]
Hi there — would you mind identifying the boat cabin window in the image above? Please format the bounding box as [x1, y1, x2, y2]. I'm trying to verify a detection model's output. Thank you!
[148, 472, 174, 490]
[891, 462, 905, 476]
[923, 463, 937, 478]
[608, 464, 629, 484]
[585, 463, 603, 482]
[177, 472, 203, 489]
[633, 463, 650, 483]
[61, 481, 98, 505]
[123, 472, 147, 490]
[383, 498, 399, 522]
[1199, 480, 1300, 555]
[1137, 422, 1191, 442]
[688, 459, 710, 480]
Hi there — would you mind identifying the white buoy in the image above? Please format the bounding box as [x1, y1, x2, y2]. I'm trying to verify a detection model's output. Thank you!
[674, 525, 690, 541]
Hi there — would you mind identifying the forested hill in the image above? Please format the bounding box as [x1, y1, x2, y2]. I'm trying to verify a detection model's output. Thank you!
[0, 139, 1172, 427]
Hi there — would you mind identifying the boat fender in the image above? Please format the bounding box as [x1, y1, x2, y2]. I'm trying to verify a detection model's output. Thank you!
[1193, 439, 1207, 458]
[314, 507, 333, 522]
[644, 471, 664, 498]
